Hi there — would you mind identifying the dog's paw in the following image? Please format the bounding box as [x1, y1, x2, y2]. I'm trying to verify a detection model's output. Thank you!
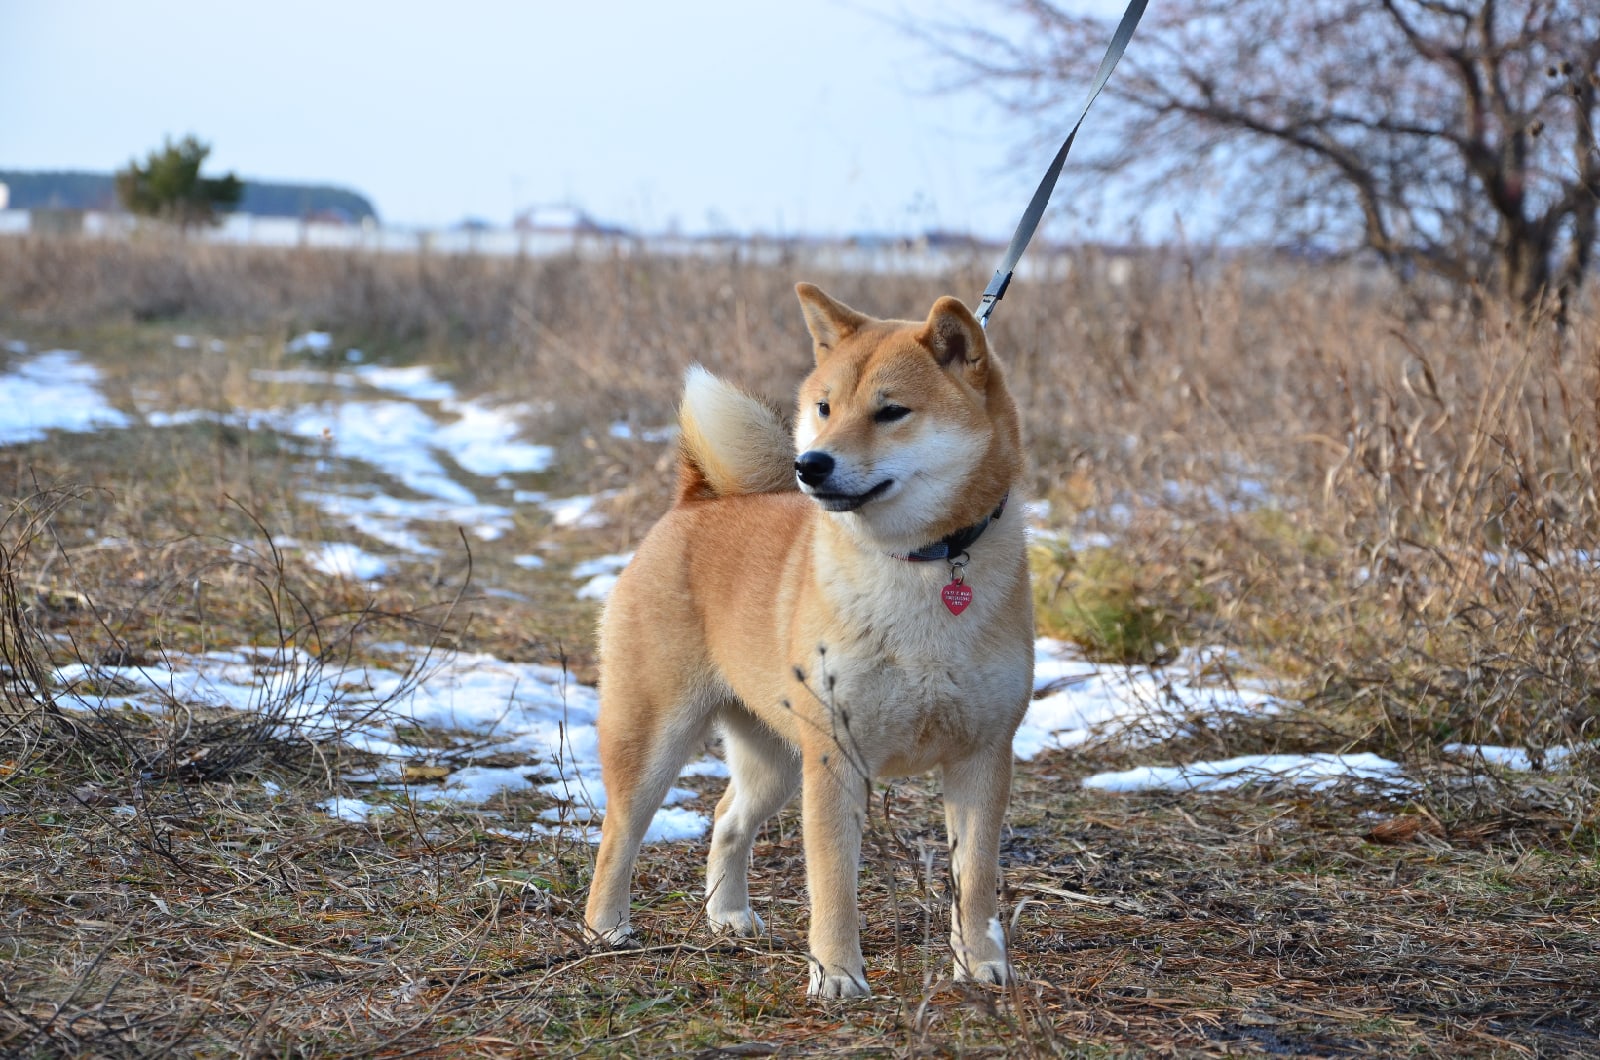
[707, 908, 766, 937]
[590, 925, 641, 950]
[808, 965, 871, 999]
[954, 959, 1013, 986]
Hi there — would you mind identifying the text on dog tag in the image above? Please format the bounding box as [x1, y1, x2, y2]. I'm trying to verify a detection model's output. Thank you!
[941, 581, 973, 615]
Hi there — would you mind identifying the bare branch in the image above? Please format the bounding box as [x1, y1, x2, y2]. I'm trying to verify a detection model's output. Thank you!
[920, 0, 1600, 314]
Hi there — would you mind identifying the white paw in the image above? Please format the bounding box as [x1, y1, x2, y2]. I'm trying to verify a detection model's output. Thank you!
[952, 918, 1012, 985]
[808, 965, 871, 999]
[955, 959, 1013, 986]
[591, 925, 640, 949]
[707, 907, 766, 936]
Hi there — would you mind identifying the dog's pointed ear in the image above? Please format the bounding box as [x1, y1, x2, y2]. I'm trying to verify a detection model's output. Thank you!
[918, 296, 989, 389]
[796, 283, 867, 361]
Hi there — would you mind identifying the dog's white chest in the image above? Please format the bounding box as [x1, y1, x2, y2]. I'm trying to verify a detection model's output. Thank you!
[810, 560, 1031, 775]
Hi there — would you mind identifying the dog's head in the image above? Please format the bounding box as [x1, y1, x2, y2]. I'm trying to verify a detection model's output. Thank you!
[791, 283, 1023, 549]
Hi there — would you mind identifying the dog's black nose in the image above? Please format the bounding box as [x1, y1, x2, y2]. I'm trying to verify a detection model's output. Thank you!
[794, 450, 835, 487]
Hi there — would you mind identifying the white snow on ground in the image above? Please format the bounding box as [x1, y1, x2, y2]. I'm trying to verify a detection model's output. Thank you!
[1023, 640, 1468, 795]
[286, 330, 334, 354]
[55, 648, 353, 723]
[572, 553, 634, 579]
[1017, 641, 1279, 758]
[536, 785, 699, 823]
[133, 352, 572, 560]
[319, 795, 385, 822]
[4, 342, 591, 577]
[1023, 642, 1418, 794]
[322, 362, 556, 477]
[300, 492, 450, 555]
[48, 633, 1349, 842]
[420, 765, 540, 803]
[52, 645, 721, 843]
[576, 576, 619, 602]
[641, 808, 711, 842]
[1082, 753, 1409, 794]
[284, 400, 485, 504]
[545, 492, 617, 530]
[306, 542, 390, 581]
[1443, 743, 1574, 771]
[0, 350, 131, 444]
[354, 363, 455, 402]
[1482, 549, 1597, 572]
[572, 552, 633, 601]
[135, 394, 536, 545]
[45, 634, 1589, 841]
[171, 334, 227, 353]
[608, 420, 677, 444]
[433, 403, 555, 477]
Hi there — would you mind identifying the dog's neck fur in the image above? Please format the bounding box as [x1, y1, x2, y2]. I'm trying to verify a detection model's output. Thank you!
[892, 494, 1009, 563]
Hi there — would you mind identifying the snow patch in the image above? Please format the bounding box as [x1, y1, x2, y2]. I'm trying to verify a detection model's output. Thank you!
[572, 552, 633, 602]
[0, 350, 131, 445]
[1017, 641, 1279, 757]
[306, 543, 390, 581]
[319, 795, 389, 822]
[544, 492, 617, 530]
[58, 645, 716, 843]
[1083, 753, 1407, 793]
[286, 331, 334, 354]
[1443, 743, 1575, 771]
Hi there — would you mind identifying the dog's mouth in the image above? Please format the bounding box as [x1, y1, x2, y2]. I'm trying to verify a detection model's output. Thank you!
[808, 479, 894, 512]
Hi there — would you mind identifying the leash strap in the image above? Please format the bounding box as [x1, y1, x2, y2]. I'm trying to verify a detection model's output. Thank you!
[975, 0, 1150, 329]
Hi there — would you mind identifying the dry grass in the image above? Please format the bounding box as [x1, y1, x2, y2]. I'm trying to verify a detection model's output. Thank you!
[1, 233, 1597, 1056]
[2, 767, 1595, 1057]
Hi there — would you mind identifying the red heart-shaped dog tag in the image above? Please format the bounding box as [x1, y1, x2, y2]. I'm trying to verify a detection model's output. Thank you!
[941, 581, 973, 615]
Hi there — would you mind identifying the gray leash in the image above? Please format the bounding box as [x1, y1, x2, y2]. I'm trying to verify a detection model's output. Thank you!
[975, 0, 1150, 329]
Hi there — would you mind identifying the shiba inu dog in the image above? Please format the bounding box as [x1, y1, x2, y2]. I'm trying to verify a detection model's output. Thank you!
[583, 284, 1033, 997]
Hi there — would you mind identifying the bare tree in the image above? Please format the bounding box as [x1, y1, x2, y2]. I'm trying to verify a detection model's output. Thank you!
[935, 0, 1599, 317]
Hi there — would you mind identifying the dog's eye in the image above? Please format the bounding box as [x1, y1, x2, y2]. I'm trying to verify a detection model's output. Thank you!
[874, 405, 911, 424]
[817, 401, 830, 419]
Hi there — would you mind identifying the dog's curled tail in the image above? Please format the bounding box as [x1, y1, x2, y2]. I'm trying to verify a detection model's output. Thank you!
[675, 365, 795, 504]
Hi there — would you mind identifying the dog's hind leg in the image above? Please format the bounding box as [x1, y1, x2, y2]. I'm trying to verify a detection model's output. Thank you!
[705, 708, 800, 936]
[584, 684, 716, 946]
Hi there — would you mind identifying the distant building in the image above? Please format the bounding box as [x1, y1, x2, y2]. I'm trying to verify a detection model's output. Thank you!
[921, 229, 990, 253]
[514, 205, 629, 238]
[30, 209, 87, 236]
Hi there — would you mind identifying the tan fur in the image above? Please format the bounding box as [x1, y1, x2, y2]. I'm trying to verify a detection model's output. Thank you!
[674, 365, 796, 503]
[584, 285, 1034, 998]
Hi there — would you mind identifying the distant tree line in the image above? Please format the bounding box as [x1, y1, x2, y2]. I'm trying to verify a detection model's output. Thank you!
[0, 168, 378, 224]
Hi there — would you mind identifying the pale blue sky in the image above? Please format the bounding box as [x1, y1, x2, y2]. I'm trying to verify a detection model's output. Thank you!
[2, 1, 1134, 238]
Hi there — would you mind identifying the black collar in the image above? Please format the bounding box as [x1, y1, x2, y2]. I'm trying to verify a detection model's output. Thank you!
[894, 494, 1008, 563]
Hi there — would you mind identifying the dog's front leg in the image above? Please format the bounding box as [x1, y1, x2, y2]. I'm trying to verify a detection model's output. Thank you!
[943, 747, 1014, 986]
[801, 746, 871, 998]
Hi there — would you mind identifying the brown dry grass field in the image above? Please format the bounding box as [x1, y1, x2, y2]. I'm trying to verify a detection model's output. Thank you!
[1, 234, 1598, 1057]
